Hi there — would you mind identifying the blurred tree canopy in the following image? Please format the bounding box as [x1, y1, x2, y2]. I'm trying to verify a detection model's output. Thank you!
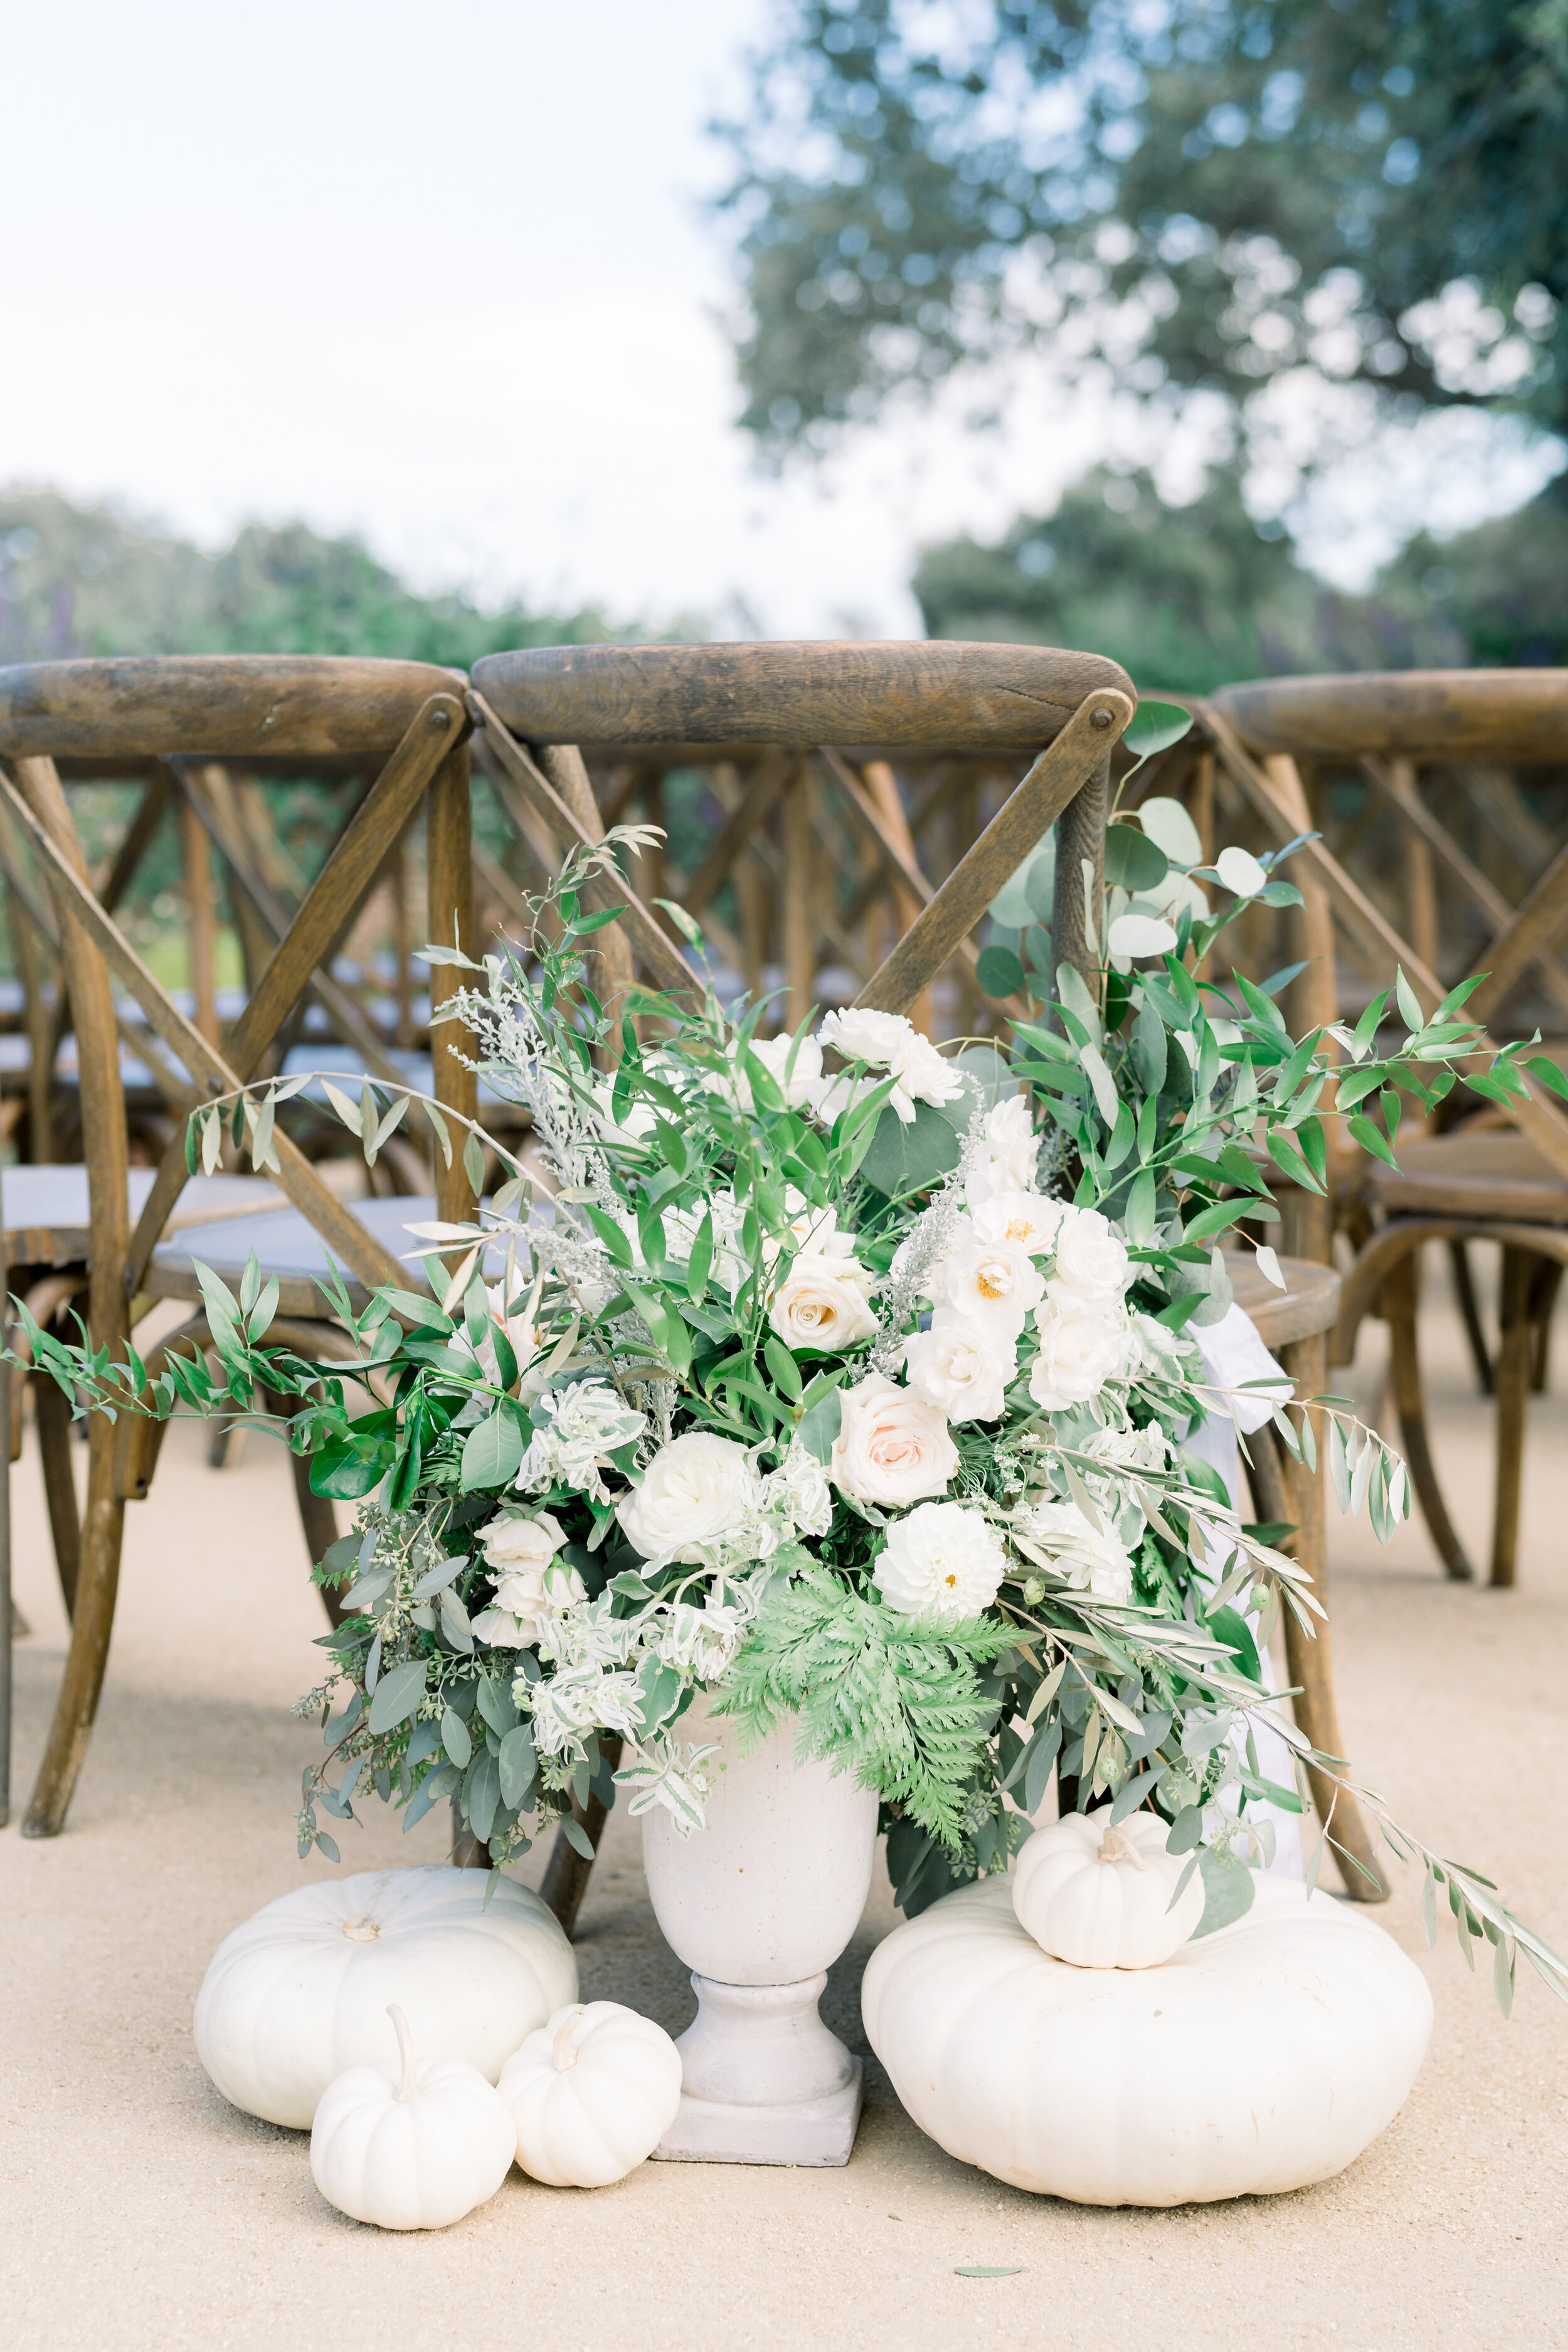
[914, 465, 1568, 689]
[719, 0, 1566, 452]
[0, 489, 609, 668]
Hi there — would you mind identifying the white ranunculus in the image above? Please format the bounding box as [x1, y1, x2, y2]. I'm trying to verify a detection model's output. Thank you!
[1216, 844, 1268, 899]
[964, 1092, 1040, 1206]
[874, 1500, 1009, 1624]
[1028, 1295, 1129, 1410]
[903, 1308, 1014, 1423]
[972, 1189, 1068, 1257]
[1049, 1207, 1132, 1304]
[939, 1229, 1046, 1335]
[744, 1030, 825, 1111]
[769, 1260, 879, 1353]
[617, 1431, 762, 1565]
[817, 1007, 966, 1125]
[1014, 1496, 1135, 1603]
[830, 1370, 958, 1508]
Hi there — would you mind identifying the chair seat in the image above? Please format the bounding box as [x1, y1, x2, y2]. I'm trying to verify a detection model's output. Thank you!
[3, 1167, 285, 1269]
[1225, 1251, 1340, 1348]
[1365, 1132, 1568, 1224]
[144, 1193, 528, 1320]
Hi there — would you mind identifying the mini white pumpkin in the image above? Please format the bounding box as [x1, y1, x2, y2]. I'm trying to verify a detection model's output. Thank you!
[194, 1864, 576, 2129]
[863, 1875, 1433, 2205]
[310, 2005, 516, 2231]
[499, 2001, 684, 2187]
[1013, 1808, 1205, 1969]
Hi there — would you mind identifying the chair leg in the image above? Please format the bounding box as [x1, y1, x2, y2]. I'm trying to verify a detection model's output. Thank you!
[1448, 1241, 1493, 1394]
[1256, 1331, 1389, 1901]
[22, 1415, 125, 1836]
[32, 1369, 82, 1617]
[262, 1387, 348, 1630]
[1382, 1249, 1474, 1581]
[1528, 1258, 1561, 1394]
[539, 1736, 625, 1936]
[1491, 1246, 1535, 1587]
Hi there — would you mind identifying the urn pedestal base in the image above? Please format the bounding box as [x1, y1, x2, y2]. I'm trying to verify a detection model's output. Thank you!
[652, 1971, 864, 2168]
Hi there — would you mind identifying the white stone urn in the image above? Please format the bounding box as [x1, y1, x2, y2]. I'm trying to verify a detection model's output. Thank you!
[642, 1690, 878, 2166]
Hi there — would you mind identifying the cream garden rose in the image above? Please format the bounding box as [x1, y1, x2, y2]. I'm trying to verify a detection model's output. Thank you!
[769, 1257, 878, 1353]
[1028, 1295, 1128, 1410]
[903, 1309, 1014, 1423]
[1048, 1207, 1132, 1305]
[830, 1370, 958, 1508]
[874, 1500, 1009, 1624]
[940, 1229, 1046, 1336]
[617, 1431, 761, 1565]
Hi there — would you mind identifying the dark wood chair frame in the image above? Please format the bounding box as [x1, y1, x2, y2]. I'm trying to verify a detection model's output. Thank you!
[1208, 669, 1568, 1587]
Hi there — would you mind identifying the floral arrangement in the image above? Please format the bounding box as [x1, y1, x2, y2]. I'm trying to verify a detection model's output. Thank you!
[28, 811, 1568, 2010]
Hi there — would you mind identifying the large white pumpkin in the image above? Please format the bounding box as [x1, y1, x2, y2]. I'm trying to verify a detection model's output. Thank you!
[862, 1875, 1433, 2206]
[1013, 1809, 1205, 1969]
[195, 1865, 577, 2130]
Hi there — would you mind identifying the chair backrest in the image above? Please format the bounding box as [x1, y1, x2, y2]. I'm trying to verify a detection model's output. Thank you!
[1212, 669, 1568, 764]
[0, 655, 464, 762]
[470, 640, 1136, 1027]
[472, 640, 1130, 749]
[0, 656, 482, 1325]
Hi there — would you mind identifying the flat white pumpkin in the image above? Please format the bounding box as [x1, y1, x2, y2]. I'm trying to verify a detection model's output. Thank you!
[862, 1876, 1433, 2206]
[1013, 1809, 1205, 1969]
[310, 2005, 516, 2231]
[195, 1864, 577, 2129]
[499, 2001, 684, 2187]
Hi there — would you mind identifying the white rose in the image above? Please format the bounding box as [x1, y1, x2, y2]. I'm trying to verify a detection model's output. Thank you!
[830, 1370, 959, 1508]
[972, 1189, 1068, 1257]
[964, 1093, 1040, 1205]
[940, 1229, 1046, 1335]
[617, 1431, 762, 1565]
[874, 1500, 1009, 1625]
[1049, 1207, 1131, 1304]
[474, 1511, 580, 1643]
[482, 1510, 566, 1575]
[744, 1030, 824, 1111]
[1015, 1496, 1134, 1603]
[903, 1309, 1014, 1424]
[769, 1261, 879, 1353]
[1028, 1295, 1129, 1410]
[818, 1007, 965, 1125]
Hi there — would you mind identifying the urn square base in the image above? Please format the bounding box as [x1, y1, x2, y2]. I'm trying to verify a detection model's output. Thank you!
[652, 2058, 864, 2168]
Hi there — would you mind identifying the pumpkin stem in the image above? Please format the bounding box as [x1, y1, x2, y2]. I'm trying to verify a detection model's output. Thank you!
[551, 2006, 586, 2073]
[1097, 1824, 1149, 1872]
[388, 2004, 418, 2102]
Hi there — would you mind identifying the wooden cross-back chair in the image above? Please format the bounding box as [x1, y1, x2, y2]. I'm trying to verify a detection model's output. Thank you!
[1207, 668, 1568, 1586]
[465, 638, 1385, 1919]
[0, 655, 497, 1838]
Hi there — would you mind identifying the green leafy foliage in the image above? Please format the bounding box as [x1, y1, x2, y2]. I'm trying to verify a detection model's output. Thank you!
[715, 1569, 1011, 1850]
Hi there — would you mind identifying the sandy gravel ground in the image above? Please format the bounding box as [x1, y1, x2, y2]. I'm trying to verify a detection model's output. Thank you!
[2, 1259, 1565, 2352]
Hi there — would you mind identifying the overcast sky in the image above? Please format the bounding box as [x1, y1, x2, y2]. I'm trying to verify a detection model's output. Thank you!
[1, 0, 1559, 636]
